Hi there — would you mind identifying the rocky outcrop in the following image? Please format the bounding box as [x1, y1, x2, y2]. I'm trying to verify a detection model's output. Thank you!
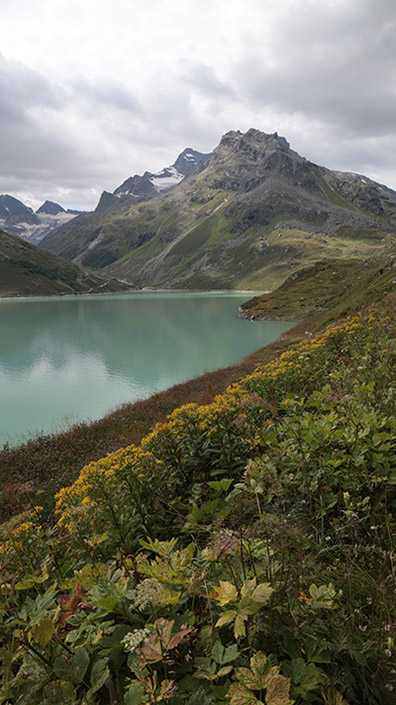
[39, 128, 396, 291]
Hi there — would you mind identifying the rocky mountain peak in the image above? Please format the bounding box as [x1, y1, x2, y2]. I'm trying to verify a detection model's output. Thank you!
[0, 194, 79, 244]
[114, 174, 157, 198]
[0, 194, 37, 226]
[173, 148, 211, 176]
[208, 128, 302, 193]
[217, 128, 290, 156]
[36, 200, 66, 215]
[96, 147, 212, 211]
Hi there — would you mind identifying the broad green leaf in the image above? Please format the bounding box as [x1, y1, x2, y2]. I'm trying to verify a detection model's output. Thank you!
[304, 636, 331, 664]
[72, 647, 90, 684]
[290, 658, 325, 695]
[233, 613, 248, 639]
[236, 653, 275, 690]
[283, 636, 300, 659]
[235, 667, 254, 689]
[217, 665, 234, 678]
[241, 578, 257, 598]
[53, 656, 76, 683]
[31, 618, 54, 647]
[216, 610, 237, 628]
[210, 581, 238, 606]
[42, 680, 75, 705]
[265, 674, 294, 705]
[97, 596, 117, 611]
[212, 640, 225, 664]
[223, 643, 240, 664]
[238, 597, 262, 616]
[251, 652, 275, 685]
[197, 625, 217, 653]
[227, 682, 259, 705]
[124, 682, 147, 705]
[53, 648, 89, 684]
[251, 583, 274, 604]
[88, 658, 110, 695]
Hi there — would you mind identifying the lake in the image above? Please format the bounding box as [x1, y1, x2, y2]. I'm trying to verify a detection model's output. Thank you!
[0, 292, 294, 447]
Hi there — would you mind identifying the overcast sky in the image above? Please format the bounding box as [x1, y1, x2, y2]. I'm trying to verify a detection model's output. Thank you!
[0, 0, 395, 211]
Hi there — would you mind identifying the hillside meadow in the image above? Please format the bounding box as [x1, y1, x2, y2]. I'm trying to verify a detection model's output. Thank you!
[0, 291, 395, 704]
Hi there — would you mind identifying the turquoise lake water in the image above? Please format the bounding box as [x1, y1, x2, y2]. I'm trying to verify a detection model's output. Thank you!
[0, 292, 294, 447]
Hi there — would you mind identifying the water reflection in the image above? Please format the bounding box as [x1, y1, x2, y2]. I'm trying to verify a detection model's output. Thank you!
[0, 293, 294, 446]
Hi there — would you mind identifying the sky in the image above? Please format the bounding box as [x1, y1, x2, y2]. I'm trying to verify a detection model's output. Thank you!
[0, 0, 395, 211]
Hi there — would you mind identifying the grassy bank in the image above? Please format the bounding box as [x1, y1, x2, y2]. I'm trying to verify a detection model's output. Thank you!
[0, 295, 395, 704]
[239, 255, 396, 323]
[0, 317, 307, 520]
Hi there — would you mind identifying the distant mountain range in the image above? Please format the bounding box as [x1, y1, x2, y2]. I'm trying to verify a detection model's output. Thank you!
[0, 148, 212, 247]
[39, 128, 396, 291]
[96, 147, 212, 211]
[0, 196, 82, 245]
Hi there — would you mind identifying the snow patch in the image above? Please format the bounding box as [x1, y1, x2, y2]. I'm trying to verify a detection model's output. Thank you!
[150, 166, 184, 192]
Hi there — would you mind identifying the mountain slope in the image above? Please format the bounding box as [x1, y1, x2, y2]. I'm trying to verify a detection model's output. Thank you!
[41, 128, 396, 290]
[0, 195, 80, 244]
[96, 147, 211, 211]
[239, 249, 396, 322]
[0, 230, 129, 297]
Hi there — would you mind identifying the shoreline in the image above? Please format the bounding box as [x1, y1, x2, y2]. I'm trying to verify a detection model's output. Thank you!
[0, 287, 269, 302]
[0, 315, 311, 519]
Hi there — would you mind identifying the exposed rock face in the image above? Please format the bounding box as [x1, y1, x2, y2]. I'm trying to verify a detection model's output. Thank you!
[0, 195, 37, 227]
[39, 128, 396, 291]
[114, 173, 157, 198]
[94, 148, 212, 212]
[173, 148, 212, 175]
[36, 200, 65, 215]
[0, 195, 80, 244]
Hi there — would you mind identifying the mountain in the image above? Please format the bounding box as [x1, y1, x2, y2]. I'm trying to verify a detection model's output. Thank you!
[96, 147, 211, 211]
[36, 200, 66, 216]
[0, 230, 130, 297]
[0, 195, 82, 244]
[40, 128, 396, 290]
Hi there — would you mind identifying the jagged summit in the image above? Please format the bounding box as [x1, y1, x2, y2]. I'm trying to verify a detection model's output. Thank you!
[36, 200, 65, 215]
[0, 194, 79, 244]
[0, 194, 36, 224]
[96, 147, 212, 211]
[173, 147, 212, 175]
[40, 127, 396, 292]
[217, 128, 290, 152]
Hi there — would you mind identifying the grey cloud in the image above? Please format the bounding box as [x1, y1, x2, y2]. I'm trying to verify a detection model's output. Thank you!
[0, 52, 61, 124]
[0, 54, 121, 196]
[181, 63, 237, 100]
[233, 0, 396, 136]
[70, 78, 141, 113]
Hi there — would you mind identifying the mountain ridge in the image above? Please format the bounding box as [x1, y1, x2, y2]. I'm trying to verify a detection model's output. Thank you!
[40, 127, 396, 291]
[0, 229, 130, 297]
[0, 195, 83, 245]
[96, 147, 211, 211]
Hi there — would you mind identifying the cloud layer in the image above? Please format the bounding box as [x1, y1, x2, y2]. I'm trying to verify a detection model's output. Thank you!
[0, 0, 395, 210]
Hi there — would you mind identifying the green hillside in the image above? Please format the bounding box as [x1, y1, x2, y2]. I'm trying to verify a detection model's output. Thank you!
[0, 244, 395, 703]
[40, 129, 396, 291]
[0, 230, 130, 297]
[239, 246, 396, 322]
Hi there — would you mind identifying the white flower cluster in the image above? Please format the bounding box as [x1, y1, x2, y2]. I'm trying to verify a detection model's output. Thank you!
[134, 578, 163, 610]
[121, 627, 151, 653]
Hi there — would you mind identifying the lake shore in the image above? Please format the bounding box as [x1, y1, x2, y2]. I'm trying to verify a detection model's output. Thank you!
[0, 315, 314, 520]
